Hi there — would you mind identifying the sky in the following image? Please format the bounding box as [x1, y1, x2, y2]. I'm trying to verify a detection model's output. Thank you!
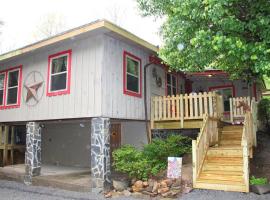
[0, 0, 163, 54]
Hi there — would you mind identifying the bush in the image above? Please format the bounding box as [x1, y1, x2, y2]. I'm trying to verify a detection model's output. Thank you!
[250, 176, 268, 185]
[258, 98, 270, 132]
[112, 135, 192, 180]
[112, 145, 151, 180]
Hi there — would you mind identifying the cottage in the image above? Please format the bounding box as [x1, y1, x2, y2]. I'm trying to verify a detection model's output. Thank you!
[0, 20, 266, 190]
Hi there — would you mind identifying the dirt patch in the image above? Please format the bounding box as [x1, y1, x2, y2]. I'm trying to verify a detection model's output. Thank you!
[250, 131, 270, 181]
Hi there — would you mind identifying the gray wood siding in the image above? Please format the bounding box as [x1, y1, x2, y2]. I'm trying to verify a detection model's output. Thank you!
[101, 35, 165, 120]
[0, 34, 103, 122]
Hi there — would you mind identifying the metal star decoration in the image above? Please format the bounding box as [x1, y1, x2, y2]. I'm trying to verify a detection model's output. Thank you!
[24, 81, 43, 102]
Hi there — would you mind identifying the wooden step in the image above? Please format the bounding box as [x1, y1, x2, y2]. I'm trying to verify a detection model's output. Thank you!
[199, 173, 244, 182]
[222, 126, 243, 131]
[221, 134, 242, 140]
[201, 170, 243, 176]
[202, 163, 243, 171]
[205, 156, 243, 164]
[207, 147, 242, 157]
[220, 140, 241, 145]
[194, 182, 248, 192]
[221, 130, 242, 135]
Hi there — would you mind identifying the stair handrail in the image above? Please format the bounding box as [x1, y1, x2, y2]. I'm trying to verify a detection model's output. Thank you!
[192, 113, 219, 186]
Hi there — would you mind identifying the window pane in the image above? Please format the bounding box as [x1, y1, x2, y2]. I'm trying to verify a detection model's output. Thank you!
[167, 86, 171, 96]
[0, 90, 3, 105]
[8, 71, 19, 87]
[126, 57, 139, 76]
[7, 87, 18, 105]
[51, 56, 67, 74]
[51, 73, 67, 91]
[127, 74, 139, 93]
[173, 87, 177, 95]
[167, 74, 171, 84]
[172, 76, 176, 87]
[0, 74, 5, 89]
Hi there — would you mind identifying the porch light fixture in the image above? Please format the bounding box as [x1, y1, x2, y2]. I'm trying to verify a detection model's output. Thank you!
[208, 74, 213, 77]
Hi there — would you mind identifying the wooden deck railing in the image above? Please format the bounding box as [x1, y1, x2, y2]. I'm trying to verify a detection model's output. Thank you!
[192, 114, 219, 185]
[241, 99, 257, 192]
[151, 92, 223, 128]
[229, 96, 255, 123]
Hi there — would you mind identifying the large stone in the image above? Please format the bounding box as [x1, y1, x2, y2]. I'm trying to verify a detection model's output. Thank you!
[91, 118, 111, 189]
[24, 122, 42, 185]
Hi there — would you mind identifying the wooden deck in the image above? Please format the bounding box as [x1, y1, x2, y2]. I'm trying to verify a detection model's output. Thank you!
[150, 93, 258, 193]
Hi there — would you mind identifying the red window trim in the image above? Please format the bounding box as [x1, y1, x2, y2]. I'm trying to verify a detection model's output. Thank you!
[165, 72, 178, 96]
[208, 84, 236, 97]
[0, 65, 23, 110]
[123, 51, 142, 98]
[47, 49, 72, 97]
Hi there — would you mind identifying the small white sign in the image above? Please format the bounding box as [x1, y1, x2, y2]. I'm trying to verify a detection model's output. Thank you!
[167, 157, 182, 179]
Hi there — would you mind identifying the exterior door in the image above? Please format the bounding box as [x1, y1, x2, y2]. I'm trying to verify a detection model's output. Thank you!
[110, 124, 121, 160]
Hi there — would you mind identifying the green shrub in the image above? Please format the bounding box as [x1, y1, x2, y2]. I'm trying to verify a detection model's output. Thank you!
[112, 145, 151, 180]
[143, 135, 192, 175]
[250, 176, 268, 185]
[112, 135, 192, 180]
[258, 98, 270, 132]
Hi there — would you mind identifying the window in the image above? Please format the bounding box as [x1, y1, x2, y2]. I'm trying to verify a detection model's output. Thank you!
[209, 85, 235, 112]
[166, 73, 177, 96]
[0, 72, 6, 107]
[47, 50, 72, 96]
[123, 51, 142, 97]
[0, 66, 22, 109]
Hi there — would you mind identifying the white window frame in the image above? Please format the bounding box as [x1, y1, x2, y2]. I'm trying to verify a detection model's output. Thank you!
[6, 68, 20, 106]
[0, 72, 6, 107]
[48, 53, 69, 93]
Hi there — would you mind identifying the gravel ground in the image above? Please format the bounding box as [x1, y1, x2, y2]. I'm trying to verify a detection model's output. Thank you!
[0, 180, 270, 200]
[180, 189, 270, 200]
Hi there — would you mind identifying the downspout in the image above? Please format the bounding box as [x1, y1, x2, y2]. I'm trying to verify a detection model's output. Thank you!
[144, 62, 154, 143]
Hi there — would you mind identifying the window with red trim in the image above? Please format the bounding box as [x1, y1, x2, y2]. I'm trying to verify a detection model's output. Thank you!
[47, 50, 72, 96]
[166, 73, 177, 96]
[123, 51, 142, 98]
[0, 66, 22, 109]
[0, 72, 6, 107]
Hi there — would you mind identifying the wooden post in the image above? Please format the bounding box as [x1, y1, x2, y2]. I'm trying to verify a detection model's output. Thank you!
[192, 140, 197, 187]
[230, 98, 233, 123]
[180, 95, 184, 128]
[11, 126, 15, 165]
[3, 125, 9, 166]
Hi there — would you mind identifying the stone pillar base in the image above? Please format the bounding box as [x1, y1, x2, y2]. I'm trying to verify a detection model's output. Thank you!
[24, 122, 42, 185]
[91, 118, 111, 190]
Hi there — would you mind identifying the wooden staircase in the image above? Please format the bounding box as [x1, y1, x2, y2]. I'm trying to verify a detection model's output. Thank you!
[195, 125, 247, 192]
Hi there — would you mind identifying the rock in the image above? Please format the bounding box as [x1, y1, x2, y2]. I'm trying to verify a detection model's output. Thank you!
[134, 180, 143, 188]
[172, 178, 181, 187]
[112, 179, 128, 192]
[182, 185, 193, 194]
[141, 190, 154, 196]
[123, 190, 131, 197]
[104, 191, 112, 198]
[152, 181, 160, 193]
[158, 187, 169, 194]
[160, 180, 167, 188]
[143, 181, 149, 187]
[164, 179, 173, 187]
[148, 178, 155, 187]
[251, 184, 270, 195]
[145, 185, 153, 192]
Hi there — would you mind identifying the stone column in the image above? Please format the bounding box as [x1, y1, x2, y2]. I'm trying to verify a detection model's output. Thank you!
[24, 122, 42, 185]
[91, 118, 111, 190]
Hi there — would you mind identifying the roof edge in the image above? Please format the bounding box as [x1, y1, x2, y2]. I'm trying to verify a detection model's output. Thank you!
[0, 19, 159, 62]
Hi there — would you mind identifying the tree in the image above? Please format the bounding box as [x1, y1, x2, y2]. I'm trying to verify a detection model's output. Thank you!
[33, 13, 66, 40]
[137, 0, 270, 80]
